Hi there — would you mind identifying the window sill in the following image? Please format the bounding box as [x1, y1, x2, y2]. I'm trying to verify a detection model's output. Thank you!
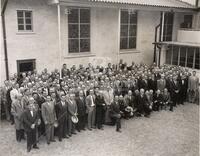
[16, 31, 35, 35]
[64, 53, 95, 59]
[119, 49, 140, 54]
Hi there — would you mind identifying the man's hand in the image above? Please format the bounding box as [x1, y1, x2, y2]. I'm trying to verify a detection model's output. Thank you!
[31, 124, 35, 129]
[45, 121, 48, 125]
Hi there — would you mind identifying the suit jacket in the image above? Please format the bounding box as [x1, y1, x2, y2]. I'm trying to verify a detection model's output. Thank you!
[67, 99, 77, 117]
[157, 79, 166, 92]
[41, 101, 57, 124]
[153, 94, 163, 103]
[55, 101, 68, 123]
[76, 97, 86, 116]
[124, 95, 135, 108]
[188, 76, 199, 91]
[110, 102, 120, 117]
[86, 95, 96, 112]
[23, 109, 39, 132]
[11, 100, 24, 130]
[171, 81, 180, 96]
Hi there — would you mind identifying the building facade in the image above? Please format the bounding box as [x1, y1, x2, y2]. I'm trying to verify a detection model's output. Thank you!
[1, 0, 199, 84]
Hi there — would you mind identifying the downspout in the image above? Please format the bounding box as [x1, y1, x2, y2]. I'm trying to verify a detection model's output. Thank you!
[196, 0, 199, 7]
[57, 1, 62, 78]
[158, 12, 164, 66]
[1, 0, 9, 80]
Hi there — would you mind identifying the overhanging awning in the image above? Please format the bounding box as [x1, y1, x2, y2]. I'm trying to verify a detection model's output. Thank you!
[153, 41, 200, 47]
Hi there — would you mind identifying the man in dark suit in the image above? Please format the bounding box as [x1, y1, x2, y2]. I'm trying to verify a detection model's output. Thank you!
[23, 102, 40, 152]
[95, 90, 106, 130]
[178, 75, 188, 105]
[137, 89, 150, 117]
[55, 94, 68, 141]
[110, 95, 122, 132]
[75, 91, 86, 132]
[171, 76, 180, 108]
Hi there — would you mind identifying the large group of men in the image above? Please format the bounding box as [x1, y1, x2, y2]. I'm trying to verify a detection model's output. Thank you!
[0, 60, 199, 152]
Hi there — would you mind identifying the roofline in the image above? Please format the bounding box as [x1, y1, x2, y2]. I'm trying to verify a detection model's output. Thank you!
[57, 0, 197, 12]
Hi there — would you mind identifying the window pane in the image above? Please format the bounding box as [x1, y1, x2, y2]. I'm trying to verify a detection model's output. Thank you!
[26, 25, 32, 30]
[17, 11, 23, 17]
[121, 11, 128, 24]
[80, 39, 90, 52]
[129, 25, 137, 36]
[195, 48, 199, 69]
[80, 24, 90, 38]
[25, 11, 32, 18]
[18, 18, 24, 24]
[25, 18, 31, 24]
[68, 24, 79, 38]
[69, 39, 79, 53]
[68, 9, 78, 23]
[80, 9, 90, 23]
[129, 37, 136, 49]
[166, 46, 172, 64]
[187, 48, 195, 68]
[179, 47, 187, 66]
[130, 13, 137, 24]
[120, 25, 128, 37]
[120, 38, 128, 49]
[18, 25, 24, 30]
[172, 46, 179, 65]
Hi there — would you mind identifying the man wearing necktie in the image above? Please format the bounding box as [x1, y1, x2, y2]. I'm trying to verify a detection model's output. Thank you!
[86, 89, 96, 130]
[23, 102, 40, 152]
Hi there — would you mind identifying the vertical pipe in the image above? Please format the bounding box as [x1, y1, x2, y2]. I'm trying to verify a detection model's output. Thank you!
[117, 9, 120, 65]
[57, 3, 62, 77]
[1, 0, 9, 80]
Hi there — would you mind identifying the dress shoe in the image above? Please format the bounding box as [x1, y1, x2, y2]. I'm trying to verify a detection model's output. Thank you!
[63, 135, 69, 139]
[116, 130, 122, 133]
[51, 139, 56, 142]
[33, 145, 39, 149]
[72, 132, 77, 135]
[59, 139, 62, 142]
[88, 128, 92, 131]
[47, 142, 50, 145]
[82, 128, 86, 131]
[27, 147, 31, 152]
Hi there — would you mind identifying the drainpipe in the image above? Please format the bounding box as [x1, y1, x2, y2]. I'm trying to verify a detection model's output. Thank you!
[1, 0, 9, 80]
[57, 1, 62, 78]
[196, 0, 199, 7]
[158, 12, 164, 66]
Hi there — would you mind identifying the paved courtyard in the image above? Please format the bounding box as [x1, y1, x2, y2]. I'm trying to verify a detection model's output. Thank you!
[0, 103, 199, 156]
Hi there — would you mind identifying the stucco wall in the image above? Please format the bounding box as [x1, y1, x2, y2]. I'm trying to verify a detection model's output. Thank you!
[4, 0, 59, 76]
[2, 0, 186, 85]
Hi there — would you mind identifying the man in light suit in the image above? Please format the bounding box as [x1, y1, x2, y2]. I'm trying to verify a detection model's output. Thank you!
[86, 89, 96, 130]
[41, 95, 57, 145]
[188, 71, 199, 104]
[67, 93, 77, 136]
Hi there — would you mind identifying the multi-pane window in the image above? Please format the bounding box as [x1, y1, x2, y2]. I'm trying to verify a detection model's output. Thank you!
[195, 48, 199, 69]
[17, 10, 33, 31]
[68, 8, 90, 53]
[180, 15, 193, 29]
[163, 12, 174, 41]
[120, 10, 137, 50]
[165, 45, 200, 69]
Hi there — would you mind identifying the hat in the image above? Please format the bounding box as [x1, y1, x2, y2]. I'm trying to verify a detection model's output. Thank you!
[71, 116, 78, 124]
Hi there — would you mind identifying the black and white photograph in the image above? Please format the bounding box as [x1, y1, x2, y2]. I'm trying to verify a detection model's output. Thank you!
[0, 0, 199, 156]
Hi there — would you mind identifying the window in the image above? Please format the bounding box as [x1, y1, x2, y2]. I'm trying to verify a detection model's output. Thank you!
[179, 47, 187, 66]
[68, 8, 90, 53]
[165, 45, 199, 69]
[187, 48, 195, 68]
[195, 48, 199, 69]
[17, 10, 33, 31]
[166, 46, 172, 64]
[120, 10, 137, 50]
[17, 59, 36, 75]
[180, 15, 193, 29]
[163, 12, 174, 41]
[172, 46, 179, 65]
